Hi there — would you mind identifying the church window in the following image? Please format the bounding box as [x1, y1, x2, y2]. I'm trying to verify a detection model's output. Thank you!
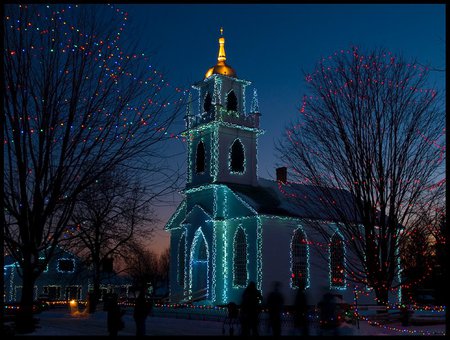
[178, 234, 186, 286]
[291, 228, 308, 289]
[230, 139, 245, 173]
[330, 233, 345, 288]
[226, 90, 238, 111]
[233, 227, 248, 287]
[196, 141, 205, 173]
[203, 92, 212, 112]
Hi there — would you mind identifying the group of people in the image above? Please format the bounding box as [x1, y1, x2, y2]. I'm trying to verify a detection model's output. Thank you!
[105, 290, 152, 336]
[104, 282, 341, 336]
[239, 281, 342, 336]
[238, 281, 310, 336]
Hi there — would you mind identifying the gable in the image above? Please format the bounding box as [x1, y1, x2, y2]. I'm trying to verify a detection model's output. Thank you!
[222, 186, 257, 219]
[165, 200, 187, 230]
[182, 204, 213, 225]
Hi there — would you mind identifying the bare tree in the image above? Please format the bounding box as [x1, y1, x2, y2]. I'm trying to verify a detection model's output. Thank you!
[62, 167, 162, 313]
[123, 242, 160, 296]
[277, 47, 445, 306]
[158, 247, 170, 297]
[3, 4, 185, 331]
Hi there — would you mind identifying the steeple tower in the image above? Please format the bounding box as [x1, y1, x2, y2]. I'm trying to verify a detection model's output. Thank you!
[185, 29, 263, 188]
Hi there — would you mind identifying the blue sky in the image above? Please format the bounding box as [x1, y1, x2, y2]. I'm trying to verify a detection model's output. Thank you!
[116, 4, 445, 253]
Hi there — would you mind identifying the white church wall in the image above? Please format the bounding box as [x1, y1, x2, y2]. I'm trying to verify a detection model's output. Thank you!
[260, 217, 299, 305]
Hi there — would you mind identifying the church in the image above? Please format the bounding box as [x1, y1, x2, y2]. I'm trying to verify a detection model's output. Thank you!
[165, 30, 400, 306]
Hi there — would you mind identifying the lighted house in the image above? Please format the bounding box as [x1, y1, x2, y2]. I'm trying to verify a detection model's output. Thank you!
[165, 30, 399, 306]
[4, 247, 132, 303]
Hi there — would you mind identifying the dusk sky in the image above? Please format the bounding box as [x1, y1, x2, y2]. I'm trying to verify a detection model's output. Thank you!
[114, 4, 445, 254]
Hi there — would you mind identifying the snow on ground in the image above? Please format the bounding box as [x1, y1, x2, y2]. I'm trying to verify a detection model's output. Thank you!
[18, 306, 446, 336]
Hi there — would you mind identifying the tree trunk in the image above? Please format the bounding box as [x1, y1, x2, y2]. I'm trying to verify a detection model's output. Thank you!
[89, 265, 102, 314]
[16, 265, 37, 333]
[375, 285, 389, 307]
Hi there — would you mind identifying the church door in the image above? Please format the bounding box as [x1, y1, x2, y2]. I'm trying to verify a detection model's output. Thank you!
[190, 232, 209, 300]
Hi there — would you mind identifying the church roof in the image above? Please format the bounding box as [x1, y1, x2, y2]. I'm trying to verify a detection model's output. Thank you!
[226, 178, 361, 222]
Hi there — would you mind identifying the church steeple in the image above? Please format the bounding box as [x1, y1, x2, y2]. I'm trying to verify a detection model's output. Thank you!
[205, 28, 237, 79]
[186, 29, 263, 188]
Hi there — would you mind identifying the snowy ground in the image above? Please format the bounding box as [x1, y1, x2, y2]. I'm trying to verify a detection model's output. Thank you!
[16, 306, 446, 336]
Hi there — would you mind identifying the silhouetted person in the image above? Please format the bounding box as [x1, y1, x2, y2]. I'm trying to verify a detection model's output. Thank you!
[240, 281, 262, 336]
[317, 292, 339, 336]
[107, 293, 124, 336]
[267, 281, 284, 336]
[133, 291, 151, 336]
[293, 282, 309, 336]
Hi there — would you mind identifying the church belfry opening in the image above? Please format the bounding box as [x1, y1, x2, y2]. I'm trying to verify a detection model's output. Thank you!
[226, 90, 238, 111]
[203, 92, 212, 113]
[230, 139, 245, 173]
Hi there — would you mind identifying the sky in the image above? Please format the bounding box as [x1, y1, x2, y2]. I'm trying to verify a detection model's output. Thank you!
[111, 4, 446, 254]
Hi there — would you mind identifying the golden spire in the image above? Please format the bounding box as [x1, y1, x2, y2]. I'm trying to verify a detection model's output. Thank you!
[218, 27, 226, 63]
[204, 27, 237, 79]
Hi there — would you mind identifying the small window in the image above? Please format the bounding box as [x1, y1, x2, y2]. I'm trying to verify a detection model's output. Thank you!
[330, 233, 345, 288]
[203, 92, 212, 112]
[196, 141, 205, 173]
[65, 286, 81, 300]
[226, 90, 238, 111]
[57, 258, 75, 273]
[43, 286, 61, 300]
[233, 228, 247, 287]
[230, 139, 245, 173]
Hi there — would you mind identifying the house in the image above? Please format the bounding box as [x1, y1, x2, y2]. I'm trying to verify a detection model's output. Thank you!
[4, 247, 132, 303]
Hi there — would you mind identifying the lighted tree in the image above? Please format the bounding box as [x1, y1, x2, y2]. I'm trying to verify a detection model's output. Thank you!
[277, 47, 445, 306]
[3, 4, 185, 331]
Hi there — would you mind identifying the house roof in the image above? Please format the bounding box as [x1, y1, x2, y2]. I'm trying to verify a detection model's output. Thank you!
[225, 178, 360, 222]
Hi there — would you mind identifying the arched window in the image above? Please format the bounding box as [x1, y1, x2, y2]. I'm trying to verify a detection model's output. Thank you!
[233, 227, 247, 287]
[330, 233, 345, 288]
[230, 139, 245, 173]
[196, 141, 205, 173]
[226, 90, 238, 111]
[203, 92, 212, 112]
[291, 228, 308, 289]
[178, 234, 185, 286]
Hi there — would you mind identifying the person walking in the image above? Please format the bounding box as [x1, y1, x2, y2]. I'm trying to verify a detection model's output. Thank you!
[133, 291, 151, 336]
[240, 281, 263, 336]
[293, 281, 309, 336]
[106, 293, 125, 336]
[267, 281, 285, 336]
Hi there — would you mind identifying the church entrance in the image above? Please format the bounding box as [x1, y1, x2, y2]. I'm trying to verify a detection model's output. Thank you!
[189, 230, 209, 301]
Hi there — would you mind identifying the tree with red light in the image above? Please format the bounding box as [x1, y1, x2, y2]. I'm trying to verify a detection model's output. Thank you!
[3, 4, 185, 332]
[277, 47, 445, 306]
